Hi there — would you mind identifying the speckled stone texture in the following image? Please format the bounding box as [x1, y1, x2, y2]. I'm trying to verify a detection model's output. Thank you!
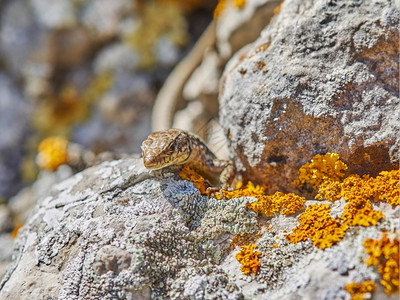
[219, 0, 399, 194]
[0, 158, 398, 299]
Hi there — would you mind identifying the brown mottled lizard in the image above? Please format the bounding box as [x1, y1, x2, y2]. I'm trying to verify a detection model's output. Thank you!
[141, 128, 235, 191]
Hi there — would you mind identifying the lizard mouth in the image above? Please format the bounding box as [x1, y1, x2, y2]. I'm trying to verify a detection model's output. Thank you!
[143, 156, 174, 170]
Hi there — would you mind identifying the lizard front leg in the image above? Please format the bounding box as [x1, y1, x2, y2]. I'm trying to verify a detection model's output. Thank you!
[203, 159, 236, 191]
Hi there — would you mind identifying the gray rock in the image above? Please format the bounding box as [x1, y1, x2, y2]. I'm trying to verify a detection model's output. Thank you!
[0, 73, 31, 199]
[0, 157, 397, 299]
[0, 206, 12, 234]
[219, 0, 399, 193]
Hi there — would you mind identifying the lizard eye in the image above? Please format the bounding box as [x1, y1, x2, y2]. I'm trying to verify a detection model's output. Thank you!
[167, 144, 175, 153]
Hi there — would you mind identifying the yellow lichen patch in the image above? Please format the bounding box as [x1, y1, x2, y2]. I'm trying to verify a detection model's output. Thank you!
[10, 222, 24, 239]
[344, 280, 376, 300]
[247, 191, 306, 217]
[217, 181, 266, 200]
[217, 182, 305, 216]
[341, 198, 383, 227]
[179, 166, 209, 195]
[236, 243, 261, 275]
[373, 170, 399, 205]
[37, 137, 68, 171]
[363, 233, 399, 295]
[273, 1, 284, 15]
[285, 204, 348, 249]
[293, 153, 348, 189]
[317, 170, 399, 206]
[214, 0, 247, 19]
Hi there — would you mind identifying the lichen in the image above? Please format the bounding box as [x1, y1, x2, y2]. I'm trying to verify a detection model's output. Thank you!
[340, 197, 383, 227]
[344, 280, 376, 300]
[317, 170, 399, 206]
[363, 232, 399, 295]
[247, 191, 306, 217]
[293, 153, 348, 189]
[164, 180, 208, 229]
[196, 196, 258, 241]
[37, 136, 68, 171]
[287, 154, 397, 250]
[235, 243, 261, 275]
[179, 165, 209, 195]
[214, 0, 247, 19]
[216, 181, 305, 217]
[285, 204, 348, 249]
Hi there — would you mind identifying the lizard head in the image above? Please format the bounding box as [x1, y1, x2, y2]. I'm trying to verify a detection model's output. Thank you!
[141, 129, 191, 170]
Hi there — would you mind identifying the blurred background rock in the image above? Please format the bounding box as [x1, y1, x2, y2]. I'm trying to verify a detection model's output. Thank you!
[0, 0, 218, 202]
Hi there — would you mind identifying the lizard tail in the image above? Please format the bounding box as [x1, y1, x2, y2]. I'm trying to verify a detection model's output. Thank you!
[152, 21, 216, 131]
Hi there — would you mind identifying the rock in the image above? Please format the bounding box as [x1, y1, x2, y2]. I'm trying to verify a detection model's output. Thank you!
[0, 157, 397, 299]
[0, 234, 14, 280]
[0, 206, 12, 234]
[0, 73, 31, 199]
[0, 0, 42, 76]
[181, 0, 282, 131]
[219, 0, 399, 193]
[72, 72, 154, 154]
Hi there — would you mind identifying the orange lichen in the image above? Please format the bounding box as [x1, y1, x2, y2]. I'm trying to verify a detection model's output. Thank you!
[373, 170, 399, 205]
[10, 222, 24, 239]
[216, 181, 305, 216]
[363, 233, 399, 294]
[247, 191, 306, 217]
[236, 243, 261, 275]
[293, 153, 348, 189]
[344, 280, 376, 300]
[287, 154, 393, 249]
[214, 0, 247, 18]
[217, 181, 266, 200]
[179, 166, 209, 195]
[316, 170, 397, 227]
[317, 170, 399, 206]
[341, 197, 383, 227]
[37, 137, 68, 171]
[273, 1, 284, 15]
[285, 204, 348, 249]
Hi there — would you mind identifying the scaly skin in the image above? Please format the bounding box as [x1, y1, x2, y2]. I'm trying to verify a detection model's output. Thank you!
[141, 129, 235, 190]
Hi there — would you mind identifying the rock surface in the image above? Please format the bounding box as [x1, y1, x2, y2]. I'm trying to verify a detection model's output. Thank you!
[0, 157, 397, 299]
[219, 0, 399, 193]
[0, 73, 31, 199]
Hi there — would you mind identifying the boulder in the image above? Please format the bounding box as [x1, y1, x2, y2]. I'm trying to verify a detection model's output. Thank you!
[219, 0, 399, 193]
[0, 157, 397, 299]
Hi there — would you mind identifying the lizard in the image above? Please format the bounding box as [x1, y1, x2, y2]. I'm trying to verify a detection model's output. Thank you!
[141, 128, 235, 191]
